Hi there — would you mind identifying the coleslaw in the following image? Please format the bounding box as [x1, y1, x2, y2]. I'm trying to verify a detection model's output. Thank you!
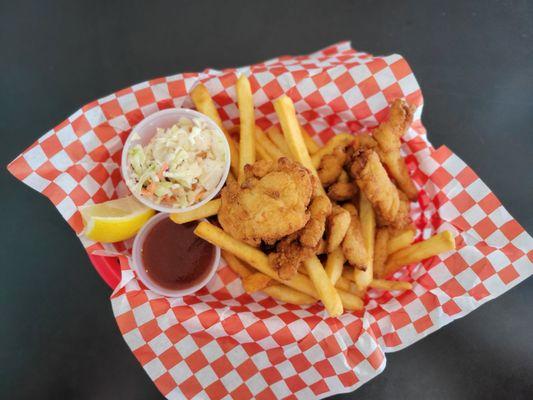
[126, 117, 227, 208]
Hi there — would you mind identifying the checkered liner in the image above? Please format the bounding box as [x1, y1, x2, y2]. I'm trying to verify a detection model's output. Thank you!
[8, 42, 532, 399]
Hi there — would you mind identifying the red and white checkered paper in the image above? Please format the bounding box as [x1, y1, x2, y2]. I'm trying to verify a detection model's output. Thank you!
[8, 42, 533, 399]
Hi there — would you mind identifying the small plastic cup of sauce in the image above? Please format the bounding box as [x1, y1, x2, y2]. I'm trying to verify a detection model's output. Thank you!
[131, 212, 219, 297]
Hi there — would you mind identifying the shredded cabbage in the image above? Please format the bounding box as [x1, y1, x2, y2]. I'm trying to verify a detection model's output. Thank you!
[127, 117, 226, 208]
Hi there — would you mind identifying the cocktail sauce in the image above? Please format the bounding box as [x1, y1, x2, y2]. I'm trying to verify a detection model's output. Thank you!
[141, 218, 215, 290]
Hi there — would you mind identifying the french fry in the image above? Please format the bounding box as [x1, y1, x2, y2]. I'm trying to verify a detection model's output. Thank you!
[191, 84, 239, 177]
[354, 193, 375, 291]
[369, 279, 412, 291]
[222, 250, 252, 278]
[381, 231, 456, 278]
[311, 133, 354, 169]
[274, 95, 325, 195]
[262, 284, 316, 305]
[196, 222, 309, 291]
[222, 251, 315, 305]
[387, 227, 416, 255]
[373, 228, 389, 278]
[300, 125, 320, 155]
[169, 199, 221, 224]
[342, 268, 409, 292]
[242, 272, 272, 293]
[304, 256, 343, 317]
[196, 222, 360, 313]
[236, 75, 255, 182]
[266, 125, 291, 157]
[325, 247, 344, 285]
[255, 127, 285, 160]
[255, 141, 274, 161]
[301, 265, 364, 298]
[337, 289, 364, 311]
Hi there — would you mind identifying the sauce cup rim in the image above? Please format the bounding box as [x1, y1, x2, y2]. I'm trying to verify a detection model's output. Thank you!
[131, 213, 220, 298]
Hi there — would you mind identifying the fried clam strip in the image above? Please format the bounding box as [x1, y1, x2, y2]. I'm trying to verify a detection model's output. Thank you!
[338, 170, 350, 183]
[196, 222, 363, 313]
[328, 181, 358, 202]
[350, 148, 400, 224]
[311, 133, 354, 169]
[317, 146, 347, 186]
[191, 83, 239, 177]
[381, 231, 456, 278]
[341, 203, 367, 270]
[269, 194, 331, 280]
[326, 205, 351, 253]
[372, 99, 418, 200]
[269, 233, 316, 280]
[222, 251, 315, 305]
[299, 195, 332, 248]
[390, 190, 412, 229]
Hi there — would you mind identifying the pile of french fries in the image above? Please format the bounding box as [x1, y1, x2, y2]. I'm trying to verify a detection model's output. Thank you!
[172, 76, 456, 317]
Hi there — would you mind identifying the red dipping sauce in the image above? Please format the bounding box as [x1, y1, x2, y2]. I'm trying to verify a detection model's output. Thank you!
[141, 218, 216, 290]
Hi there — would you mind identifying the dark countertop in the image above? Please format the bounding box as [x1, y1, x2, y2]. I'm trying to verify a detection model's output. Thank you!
[1, 1, 532, 399]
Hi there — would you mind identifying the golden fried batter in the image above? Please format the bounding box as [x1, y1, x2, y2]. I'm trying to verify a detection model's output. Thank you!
[299, 195, 332, 248]
[372, 99, 418, 200]
[269, 233, 316, 280]
[326, 205, 351, 252]
[350, 148, 400, 224]
[341, 204, 368, 269]
[218, 157, 314, 246]
[317, 146, 347, 186]
[328, 181, 358, 202]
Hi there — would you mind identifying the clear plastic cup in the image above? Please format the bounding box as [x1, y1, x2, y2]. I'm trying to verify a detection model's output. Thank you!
[121, 108, 231, 214]
[131, 213, 220, 297]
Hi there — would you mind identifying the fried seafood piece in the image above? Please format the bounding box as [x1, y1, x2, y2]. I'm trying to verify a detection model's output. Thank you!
[328, 181, 358, 201]
[341, 203, 368, 269]
[326, 205, 351, 253]
[317, 146, 347, 186]
[269, 233, 317, 280]
[349, 148, 400, 224]
[218, 157, 314, 246]
[270, 195, 331, 279]
[299, 195, 332, 248]
[372, 99, 418, 200]
[351, 133, 378, 151]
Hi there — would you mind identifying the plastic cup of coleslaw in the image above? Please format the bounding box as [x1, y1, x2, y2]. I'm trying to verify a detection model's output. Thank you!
[121, 108, 231, 214]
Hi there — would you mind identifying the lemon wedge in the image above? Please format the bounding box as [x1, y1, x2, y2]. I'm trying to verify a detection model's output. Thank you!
[80, 196, 155, 243]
